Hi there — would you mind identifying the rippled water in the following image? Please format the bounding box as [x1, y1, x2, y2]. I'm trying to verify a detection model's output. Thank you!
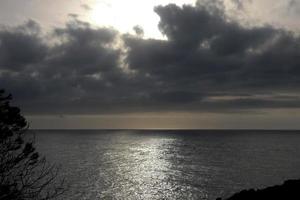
[34, 130, 300, 200]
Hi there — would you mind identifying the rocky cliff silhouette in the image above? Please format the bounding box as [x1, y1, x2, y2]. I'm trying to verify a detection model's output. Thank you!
[217, 179, 300, 200]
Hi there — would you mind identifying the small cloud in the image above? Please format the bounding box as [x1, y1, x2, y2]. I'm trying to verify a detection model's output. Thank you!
[133, 25, 144, 37]
[231, 0, 252, 10]
[68, 13, 79, 19]
[81, 4, 91, 11]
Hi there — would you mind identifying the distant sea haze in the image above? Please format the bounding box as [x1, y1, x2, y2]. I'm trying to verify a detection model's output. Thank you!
[34, 130, 300, 200]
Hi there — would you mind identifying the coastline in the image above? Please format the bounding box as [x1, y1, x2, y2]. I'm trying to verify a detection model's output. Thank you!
[218, 179, 300, 200]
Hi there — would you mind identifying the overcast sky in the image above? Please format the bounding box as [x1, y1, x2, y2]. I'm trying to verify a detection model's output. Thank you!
[1, 0, 300, 129]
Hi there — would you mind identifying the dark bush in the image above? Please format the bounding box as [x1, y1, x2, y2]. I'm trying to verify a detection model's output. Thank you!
[0, 89, 65, 200]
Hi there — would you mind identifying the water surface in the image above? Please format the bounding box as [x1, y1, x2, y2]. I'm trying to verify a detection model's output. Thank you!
[34, 130, 300, 200]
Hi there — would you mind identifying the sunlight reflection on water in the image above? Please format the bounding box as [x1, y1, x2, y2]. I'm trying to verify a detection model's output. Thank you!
[35, 130, 300, 200]
[97, 136, 200, 199]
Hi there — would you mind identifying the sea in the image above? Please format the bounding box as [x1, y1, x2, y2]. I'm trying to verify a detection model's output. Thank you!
[33, 130, 300, 200]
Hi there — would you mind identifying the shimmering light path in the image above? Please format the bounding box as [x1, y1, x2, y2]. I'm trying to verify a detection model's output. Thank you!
[35, 130, 300, 200]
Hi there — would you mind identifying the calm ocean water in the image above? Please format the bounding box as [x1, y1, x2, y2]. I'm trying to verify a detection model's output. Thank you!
[34, 130, 300, 200]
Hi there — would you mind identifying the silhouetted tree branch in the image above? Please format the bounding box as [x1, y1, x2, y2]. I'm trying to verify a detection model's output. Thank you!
[0, 89, 66, 200]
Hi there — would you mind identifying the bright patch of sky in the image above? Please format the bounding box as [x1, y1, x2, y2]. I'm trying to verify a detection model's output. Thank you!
[0, 0, 299, 39]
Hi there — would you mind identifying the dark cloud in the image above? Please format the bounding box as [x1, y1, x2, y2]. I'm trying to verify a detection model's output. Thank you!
[123, 3, 300, 112]
[50, 20, 121, 75]
[0, 19, 128, 113]
[0, 20, 47, 70]
[1, 2, 300, 115]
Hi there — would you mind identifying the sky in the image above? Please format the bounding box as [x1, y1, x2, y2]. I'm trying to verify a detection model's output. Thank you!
[0, 0, 300, 129]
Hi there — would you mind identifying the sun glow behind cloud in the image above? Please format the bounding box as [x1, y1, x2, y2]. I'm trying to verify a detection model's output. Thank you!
[1, 0, 300, 129]
[88, 0, 195, 39]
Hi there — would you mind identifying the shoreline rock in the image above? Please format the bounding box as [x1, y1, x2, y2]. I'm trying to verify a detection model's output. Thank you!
[217, 179, 300, 200]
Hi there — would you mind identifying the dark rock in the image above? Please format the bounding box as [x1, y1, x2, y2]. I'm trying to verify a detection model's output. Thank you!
[217, 179, 300, 200]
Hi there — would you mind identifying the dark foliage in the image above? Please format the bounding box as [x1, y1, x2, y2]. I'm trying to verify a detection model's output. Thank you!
[0, 89, 65, 200]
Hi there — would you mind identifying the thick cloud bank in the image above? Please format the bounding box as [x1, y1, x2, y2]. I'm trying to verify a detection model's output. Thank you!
[0, 2, 300, 114]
